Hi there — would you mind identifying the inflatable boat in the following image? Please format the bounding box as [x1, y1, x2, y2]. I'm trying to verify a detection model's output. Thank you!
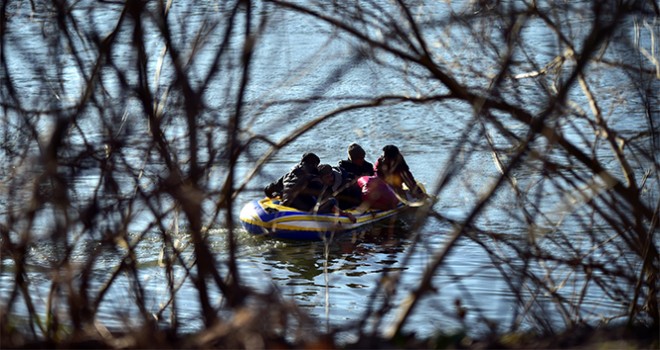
[239, 195, 426, 240]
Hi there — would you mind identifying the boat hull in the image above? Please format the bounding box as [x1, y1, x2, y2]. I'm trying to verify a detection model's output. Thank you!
[239, 198, 412, 240]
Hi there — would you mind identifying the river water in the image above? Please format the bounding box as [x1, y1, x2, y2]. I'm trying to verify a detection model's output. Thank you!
[1, 0, 658, 344]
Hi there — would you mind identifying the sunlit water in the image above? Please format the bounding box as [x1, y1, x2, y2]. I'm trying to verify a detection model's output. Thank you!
[1, 0, 656, 343]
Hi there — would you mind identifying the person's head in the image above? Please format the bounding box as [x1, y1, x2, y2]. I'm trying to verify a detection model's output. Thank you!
[317, 164, 334, 184]
[348, 143, 366, 166]
[300, 152, 320, 173]
[382, 145, 400, 159]
[301, 152, 320, 166]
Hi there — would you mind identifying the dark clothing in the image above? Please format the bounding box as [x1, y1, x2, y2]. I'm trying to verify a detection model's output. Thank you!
[313, 182, 341, 213]
[281, 164, 322, 210]
[336, 160, 374, 209]
[264, 177, 284, 198]
[264, 163, 325, 211]
[336, 184, 362, 210]
[338, 159, 374, 178]
[329, 166, 363, 210]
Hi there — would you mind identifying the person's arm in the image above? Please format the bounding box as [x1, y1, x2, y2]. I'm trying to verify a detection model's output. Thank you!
[365, 161, 375, 176]
[398, 157, 425, 198]
[264, 176, 284, 198]
[333, 205, 356, 223]
[401, 169, 426, 198]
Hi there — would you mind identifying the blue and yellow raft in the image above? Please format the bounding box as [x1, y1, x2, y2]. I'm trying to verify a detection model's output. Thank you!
[239, 193, 426, 240]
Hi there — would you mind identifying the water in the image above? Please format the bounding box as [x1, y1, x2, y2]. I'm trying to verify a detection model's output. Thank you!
[1, 0, 658, 344]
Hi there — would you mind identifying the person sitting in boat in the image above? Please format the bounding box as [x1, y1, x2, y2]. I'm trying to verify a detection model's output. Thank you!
[263, 155, 356, 222]
[337, 143, 374, 178]
[374, 144, 425, 200]
[331, 143, 374, 209]
[316, 164, 356, 222]
[356, 175, 399, 210]
[318, 163, 363, 210]
[263, 152, 322, 211]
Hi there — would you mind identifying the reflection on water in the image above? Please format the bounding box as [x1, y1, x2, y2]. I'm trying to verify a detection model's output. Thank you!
[254, 224, 411, 281]
[234, 221, 419, 338]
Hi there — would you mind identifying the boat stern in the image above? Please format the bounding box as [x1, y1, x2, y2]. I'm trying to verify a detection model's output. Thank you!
[239, 199, 276, 235]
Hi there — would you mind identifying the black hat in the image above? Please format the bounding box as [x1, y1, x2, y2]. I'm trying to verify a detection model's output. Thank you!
[348, 143, 366, 159]
[301, 152, 320, 165]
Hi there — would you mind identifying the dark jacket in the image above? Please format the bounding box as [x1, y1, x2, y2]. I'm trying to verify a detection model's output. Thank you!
[338, 159, 374, 178]
[264, 163, 323, 211]
[326, 165, 363, 210]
